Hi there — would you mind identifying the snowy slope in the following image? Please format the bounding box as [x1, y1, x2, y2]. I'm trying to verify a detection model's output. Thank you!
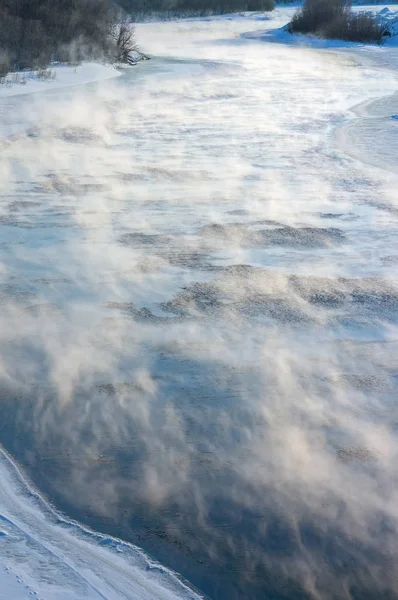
[0, 446, 202, 600]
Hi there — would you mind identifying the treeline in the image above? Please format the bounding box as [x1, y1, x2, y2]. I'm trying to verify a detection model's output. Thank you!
[0, 0, 123, 74]
[118, 0, 274, 18]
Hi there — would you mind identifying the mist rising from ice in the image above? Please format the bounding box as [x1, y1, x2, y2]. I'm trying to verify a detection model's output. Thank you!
[1, 8, 398, 599]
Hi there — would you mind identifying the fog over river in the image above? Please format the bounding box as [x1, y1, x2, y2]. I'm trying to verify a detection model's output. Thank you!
[1, 8, 398, 600]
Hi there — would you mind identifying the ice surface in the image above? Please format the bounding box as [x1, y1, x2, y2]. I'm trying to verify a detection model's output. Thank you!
[1, 5, 398, 600]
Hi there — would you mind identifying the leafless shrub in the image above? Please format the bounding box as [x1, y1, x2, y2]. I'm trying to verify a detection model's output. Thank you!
[321, 11, 384, 42]
[35, 67, 56, 80]
[0, 58, 11, 79]
[10, 72, 27, 85]
[289, 0, 349, 34]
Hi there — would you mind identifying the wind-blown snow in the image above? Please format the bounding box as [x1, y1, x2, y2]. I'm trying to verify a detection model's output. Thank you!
[1, 5, 398, 600]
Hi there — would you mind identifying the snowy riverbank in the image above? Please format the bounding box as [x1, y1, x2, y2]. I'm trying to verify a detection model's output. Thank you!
[0, 446, 202, 600]
[242, 5, 398, 49]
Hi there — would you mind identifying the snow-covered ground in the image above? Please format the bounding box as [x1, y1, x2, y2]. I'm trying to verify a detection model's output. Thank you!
[0, 62, 121, 98]
[1, 6, 398, 600]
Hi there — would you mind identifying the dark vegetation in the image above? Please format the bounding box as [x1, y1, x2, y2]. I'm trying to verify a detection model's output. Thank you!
[0, 0, 137, 76]
[0, 0, 275, 77]
[288, 0, 387, 43]
[0, 0, 277, 78]
[118, 0, 274, 19]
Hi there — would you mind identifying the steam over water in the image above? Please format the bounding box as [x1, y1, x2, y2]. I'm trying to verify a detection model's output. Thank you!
[1, 10, 398, 600]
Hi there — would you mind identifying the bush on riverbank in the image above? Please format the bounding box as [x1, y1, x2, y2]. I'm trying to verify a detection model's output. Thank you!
[288, 0, 385, 43]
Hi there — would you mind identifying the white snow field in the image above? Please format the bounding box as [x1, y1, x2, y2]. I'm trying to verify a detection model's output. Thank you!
[1, 5, 398, 600]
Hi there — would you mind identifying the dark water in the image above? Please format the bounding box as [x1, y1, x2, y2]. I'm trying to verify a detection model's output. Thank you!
[1, 16, 398, 600]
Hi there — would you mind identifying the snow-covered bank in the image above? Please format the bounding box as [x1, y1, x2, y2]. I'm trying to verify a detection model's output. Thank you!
[0, 62, 121, 99]
[243, 4, 398, 47]
[241, 5, 398, 173]
[0, 446, 202, 600]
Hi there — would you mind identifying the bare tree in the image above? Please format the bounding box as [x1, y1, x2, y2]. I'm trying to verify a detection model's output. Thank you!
[112, 15, 137, 63]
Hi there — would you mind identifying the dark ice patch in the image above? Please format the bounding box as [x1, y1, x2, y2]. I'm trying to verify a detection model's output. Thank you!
[339, 373, 394, 392]
[105, 301, 160, 321]
[235, 294, 311, 323]
[260, 226, 345, 247]
[160, 282, 223, 317]
[336, 446, 376, 464]
[38, 174, 104, 196]
[119, 233, 215, 271]
[381, 255, 398, 265]
[160, 281, 310, 324]
[24, 303, 60, 317]
[120, 232, 172, 247]
[319, 213, 344, 219]
[200, 223, 345, 248]
[105, 301, 184, 323]
[8, 200, 42, 212]
[96, 382, 146, 396]
[307, 291, 345, 308]
[31, 278, 72, 285]
[290, 275, 398, 319]
[0, 284, 35, 306]
[319, 212, 358, 221]
[57, 127, 103, 144]
[351, 289, 398, 312]
[29, 126, 102, 144]
[227, 209, 250, 216]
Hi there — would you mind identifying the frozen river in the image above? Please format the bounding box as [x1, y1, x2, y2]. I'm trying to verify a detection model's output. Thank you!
[1, 7, 398, 599]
